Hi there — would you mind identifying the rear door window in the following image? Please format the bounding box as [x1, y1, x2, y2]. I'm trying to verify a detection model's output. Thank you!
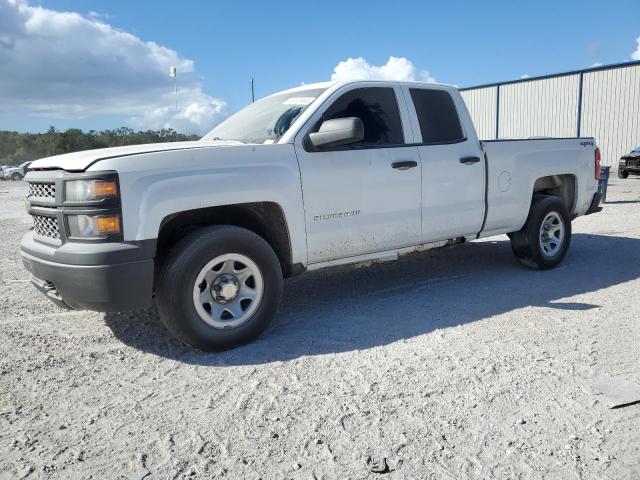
[410, 89, 465, 143]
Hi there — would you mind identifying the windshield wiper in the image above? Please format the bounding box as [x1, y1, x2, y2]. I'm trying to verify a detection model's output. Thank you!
[203, 136, 246, 144]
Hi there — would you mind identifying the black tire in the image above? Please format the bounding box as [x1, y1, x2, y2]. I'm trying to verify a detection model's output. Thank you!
[11, 173, 22, 181]
[156, 225, 283, 351]
[618, 169, 629, 179]
[507, 195, 572, 270]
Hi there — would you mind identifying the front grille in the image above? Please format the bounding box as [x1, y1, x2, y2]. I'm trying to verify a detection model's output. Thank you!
[29, 182, 56, 199]
[32, 214, 60, 239]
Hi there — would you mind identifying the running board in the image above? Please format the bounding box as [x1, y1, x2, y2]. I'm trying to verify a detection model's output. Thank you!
[306, 238, 466, 272]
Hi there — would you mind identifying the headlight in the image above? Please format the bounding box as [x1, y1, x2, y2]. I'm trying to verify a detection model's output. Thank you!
[65, 179, 118, 202]
[67, 214, 121, 238]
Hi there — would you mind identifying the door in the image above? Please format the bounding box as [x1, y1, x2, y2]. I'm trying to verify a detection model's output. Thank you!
[402, 86, 485, 242]
[294, 85, 422, 264]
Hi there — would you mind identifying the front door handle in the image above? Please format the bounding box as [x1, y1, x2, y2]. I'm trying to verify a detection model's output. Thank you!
[392, 160, 418, 170]
[459, 156, 481, 165]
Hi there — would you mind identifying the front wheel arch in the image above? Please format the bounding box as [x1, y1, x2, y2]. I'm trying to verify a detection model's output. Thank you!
[155, 202, 294, 278]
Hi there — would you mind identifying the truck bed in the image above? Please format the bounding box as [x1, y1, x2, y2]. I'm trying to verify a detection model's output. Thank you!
[479, 137, 599, 238]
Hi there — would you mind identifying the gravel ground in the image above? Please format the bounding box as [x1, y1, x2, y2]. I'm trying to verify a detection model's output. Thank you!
[1, 178, 639, 480]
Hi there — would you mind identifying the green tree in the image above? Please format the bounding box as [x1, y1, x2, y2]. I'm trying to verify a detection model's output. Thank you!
[0, 127, 200, 166]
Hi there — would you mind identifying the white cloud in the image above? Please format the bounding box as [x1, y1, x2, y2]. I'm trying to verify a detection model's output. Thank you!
[86, 11, 112, 21]
[130, 99, 227, 133]
[331, 56, 435, 83]
[589, 62, 603, 68]
[0, 0, 226, 133]
[632, 36, 640, 60]
[520, 74, 530, 79]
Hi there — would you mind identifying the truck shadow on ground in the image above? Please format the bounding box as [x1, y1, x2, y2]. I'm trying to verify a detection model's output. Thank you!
[104, 233, 640, 366]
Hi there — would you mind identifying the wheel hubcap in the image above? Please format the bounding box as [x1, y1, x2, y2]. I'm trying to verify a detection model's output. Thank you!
[192, 253, 264, 329]
[211, 274, 239, 303]
[539, 211, 565, 257]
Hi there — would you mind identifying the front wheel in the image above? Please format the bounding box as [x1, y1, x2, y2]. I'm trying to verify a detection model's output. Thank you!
[508, 196, 572, 270]
[618, 169, 629, 179]
[156, 225, 283, 351]
[11, 173, 22, 181]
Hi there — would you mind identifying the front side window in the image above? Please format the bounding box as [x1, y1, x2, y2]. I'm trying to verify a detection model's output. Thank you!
[410, 88, 464, 143]
[201, 88, 326, 144]
[319, 87, 404, 147]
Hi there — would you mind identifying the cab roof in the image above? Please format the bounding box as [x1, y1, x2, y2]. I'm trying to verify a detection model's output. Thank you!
[275, 79, 456, 96]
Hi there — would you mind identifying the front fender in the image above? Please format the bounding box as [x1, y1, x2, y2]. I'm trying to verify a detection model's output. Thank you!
[90, 144, 308, 265]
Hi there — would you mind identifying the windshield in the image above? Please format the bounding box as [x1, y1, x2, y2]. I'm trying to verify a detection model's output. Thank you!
[201, 88, 326, 144]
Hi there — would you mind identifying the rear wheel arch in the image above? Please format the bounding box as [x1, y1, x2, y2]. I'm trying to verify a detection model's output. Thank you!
[509, 195, 572, 270]
[155, 202, 294, 278]
[531, 174, 577, 213]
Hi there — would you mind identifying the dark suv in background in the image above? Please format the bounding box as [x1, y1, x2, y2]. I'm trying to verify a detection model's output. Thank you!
[619, 147, 640, 179]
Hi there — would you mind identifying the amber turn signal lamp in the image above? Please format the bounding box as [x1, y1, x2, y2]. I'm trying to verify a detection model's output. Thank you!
[95, 215, 121, 235]
[93, 180, 118, 198]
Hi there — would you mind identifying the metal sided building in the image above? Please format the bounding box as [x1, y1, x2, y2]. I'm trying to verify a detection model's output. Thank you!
[459, 61, 640, 168]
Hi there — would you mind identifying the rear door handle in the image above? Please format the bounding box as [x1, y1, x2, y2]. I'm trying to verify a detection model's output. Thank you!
[392, 160, 418, 170]
[459, 156, 481, 165]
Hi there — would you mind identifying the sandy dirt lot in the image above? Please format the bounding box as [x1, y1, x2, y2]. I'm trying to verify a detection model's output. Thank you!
[1, 178, 639, 480]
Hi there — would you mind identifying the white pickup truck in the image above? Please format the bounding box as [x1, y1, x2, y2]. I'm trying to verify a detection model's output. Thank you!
[21, 80, 603, 350]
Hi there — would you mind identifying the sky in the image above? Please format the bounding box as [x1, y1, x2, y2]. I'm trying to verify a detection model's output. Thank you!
[1, 0, 639, 134]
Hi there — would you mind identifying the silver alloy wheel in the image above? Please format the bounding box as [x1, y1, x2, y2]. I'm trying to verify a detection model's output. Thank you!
[539, 211, 565, 257]
[192, 253, 264, 329]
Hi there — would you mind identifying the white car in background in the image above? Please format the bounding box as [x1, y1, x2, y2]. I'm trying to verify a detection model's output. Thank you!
[2, 161, 32, 181]
[21, 80, 603, 350]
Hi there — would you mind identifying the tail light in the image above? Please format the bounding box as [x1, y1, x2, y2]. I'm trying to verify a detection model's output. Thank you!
[594, 147, 601, 180]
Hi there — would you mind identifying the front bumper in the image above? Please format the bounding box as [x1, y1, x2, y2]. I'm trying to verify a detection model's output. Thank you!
[620, 156, 640, 172]
[21, 231, 155, 312]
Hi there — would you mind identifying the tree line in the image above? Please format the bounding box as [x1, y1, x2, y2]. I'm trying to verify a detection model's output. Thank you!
[0, 127, 200, 166]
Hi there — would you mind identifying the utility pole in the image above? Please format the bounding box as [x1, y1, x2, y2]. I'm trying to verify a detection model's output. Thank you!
[169, 66, 178, 127]
[251, 77, 255, 103]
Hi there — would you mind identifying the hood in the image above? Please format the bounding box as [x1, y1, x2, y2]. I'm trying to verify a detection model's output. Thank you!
[28, 140, 244, 172]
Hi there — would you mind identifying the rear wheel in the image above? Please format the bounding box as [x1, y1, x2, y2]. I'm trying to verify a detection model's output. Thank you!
[156, 225, 283, 351]
[508, 196, 571, 270]
[618, 169, 629, 179]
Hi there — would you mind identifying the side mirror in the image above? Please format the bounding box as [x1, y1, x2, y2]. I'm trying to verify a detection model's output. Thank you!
[308, 117, 364, 149]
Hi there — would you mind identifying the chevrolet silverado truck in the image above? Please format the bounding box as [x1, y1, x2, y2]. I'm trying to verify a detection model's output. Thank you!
[21, 80, 603, 351]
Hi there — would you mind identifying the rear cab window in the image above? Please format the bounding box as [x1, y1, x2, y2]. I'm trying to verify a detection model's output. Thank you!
[315, 87, 405, 148]
[409, 88, 465, 144]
